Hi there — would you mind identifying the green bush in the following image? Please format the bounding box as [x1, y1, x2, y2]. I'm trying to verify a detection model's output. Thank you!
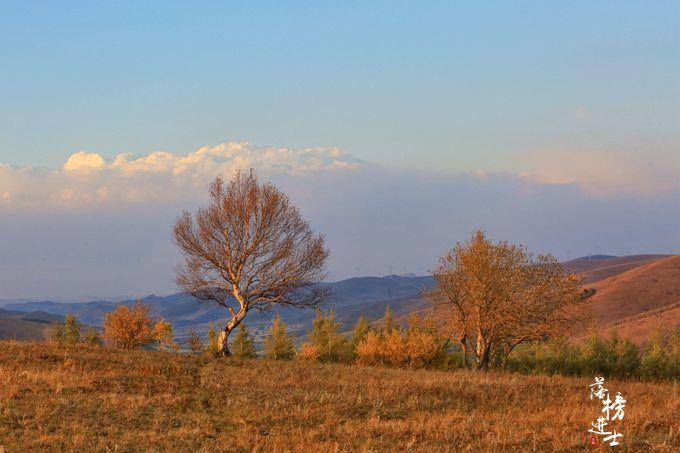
[264, 315, 295, 360]
[299, 310, 351, 363]
[640, 326, 680, 380]
[231, 323, 257, 359]
[51, 314, 84, 346]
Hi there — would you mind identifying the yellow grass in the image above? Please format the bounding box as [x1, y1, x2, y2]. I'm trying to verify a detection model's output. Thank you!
[0, 340, 678, 452]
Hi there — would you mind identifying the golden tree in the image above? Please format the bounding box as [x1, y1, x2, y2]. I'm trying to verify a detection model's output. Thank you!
[154, 318, 177, 351]
[426, 230, 590, 370]
[103, 300, 174, 349]
[173, 170, 330, 356]
[355, 330, 385, 366]
[351, 314, 372, 351]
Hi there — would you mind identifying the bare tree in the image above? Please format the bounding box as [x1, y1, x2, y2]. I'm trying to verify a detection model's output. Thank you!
[173, 169, 330, 356]
[426, 230, 591, 371]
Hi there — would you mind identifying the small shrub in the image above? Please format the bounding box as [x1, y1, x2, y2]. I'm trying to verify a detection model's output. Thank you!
[185, 329, 205, 355]
[84, 328, 103, 347]
[264, 315, 295, 360]
[297, 343, 321, 361]
[351, 314, 372, 351]
[357, 311, 448, 369]
[51, 314, 83, 346]
[299, 310, 351, 363]
[231, 323, 256, 359]
[641, 326, 680, 380]
[384, 330, 408, 367]
[406, 329, 446, 368]
[207, 323, 220, 356]
[356, 330, 386, 366]
[154, 318, 177, 351]
[103, 300, 174, 350]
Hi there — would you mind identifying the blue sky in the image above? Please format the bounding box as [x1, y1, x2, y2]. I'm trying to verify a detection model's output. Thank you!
[1, 1, 678, 171]
[0, 2, 678, 299]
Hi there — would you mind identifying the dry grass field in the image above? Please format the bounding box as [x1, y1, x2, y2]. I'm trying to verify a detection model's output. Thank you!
[1, 340, 678, 452]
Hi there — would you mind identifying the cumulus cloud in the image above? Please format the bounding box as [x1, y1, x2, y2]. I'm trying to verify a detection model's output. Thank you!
[63, 151, 106, 171]
[0, 142, 363, 209]
[2, 142, 676, 211]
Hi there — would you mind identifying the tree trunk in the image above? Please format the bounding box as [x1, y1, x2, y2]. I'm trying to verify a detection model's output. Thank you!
[218, 304, 247, 357]
[217, 327, 232, 357]
[476, 352, 490, 370]
[475, 333, 489, 371]
[459, 336, 470, 369]
[475, 342, 491, 371]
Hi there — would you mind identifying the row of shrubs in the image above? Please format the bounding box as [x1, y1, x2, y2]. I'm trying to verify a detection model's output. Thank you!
[50, 303, 679, 381]
[51, 301, 176, 351]
[507, 329, 679, 380]
[183, 308, 678, 381]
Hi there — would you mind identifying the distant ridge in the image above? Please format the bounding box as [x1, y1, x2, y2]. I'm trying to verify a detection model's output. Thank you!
[4, 274, 434, 338]
[0, 308, 64, 340]
[580, 254, 618, 260]
[588, 255, 680, 334]
[563, 254, 671, 284]
[5, 254, 677, 344]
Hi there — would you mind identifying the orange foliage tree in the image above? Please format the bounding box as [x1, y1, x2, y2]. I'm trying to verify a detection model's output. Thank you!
[103, 300, 175, 350]
[426, 230, 590, 371]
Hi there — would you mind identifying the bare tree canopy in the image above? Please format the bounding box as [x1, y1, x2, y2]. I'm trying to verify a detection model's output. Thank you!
[426, 230, 591, 371]
[173, 169, 330, 355]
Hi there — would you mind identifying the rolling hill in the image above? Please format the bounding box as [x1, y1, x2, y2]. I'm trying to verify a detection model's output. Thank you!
[562, 254, 671, 284]
[586, 255, 680, 342]
[0, 308, 64, 340]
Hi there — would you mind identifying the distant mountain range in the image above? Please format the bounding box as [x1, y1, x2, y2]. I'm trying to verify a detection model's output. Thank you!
[4, 254, 678, 344]
[3, 275, 435, 340]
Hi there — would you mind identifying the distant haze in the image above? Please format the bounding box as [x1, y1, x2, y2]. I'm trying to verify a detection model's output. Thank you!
[0, 143, 678, 300]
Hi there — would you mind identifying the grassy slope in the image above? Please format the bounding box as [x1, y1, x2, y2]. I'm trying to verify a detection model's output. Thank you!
[591, 256, 680, 327]
[602, 302, 680, 344]
[0, 318, 52, 340]
[564, 255, 670, 285]
[1, 341, 677, 452]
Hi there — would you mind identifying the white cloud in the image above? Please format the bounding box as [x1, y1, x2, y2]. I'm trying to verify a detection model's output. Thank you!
[0, 142, 363, 209]
[63, 151, 106, 171]
[3, 142, 676, 212]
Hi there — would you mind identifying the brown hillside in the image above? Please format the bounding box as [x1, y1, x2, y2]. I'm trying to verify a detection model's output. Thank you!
[587, 255, 680, 339]
[564, 254, 670, 284]
[603, 302, 680, 344]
